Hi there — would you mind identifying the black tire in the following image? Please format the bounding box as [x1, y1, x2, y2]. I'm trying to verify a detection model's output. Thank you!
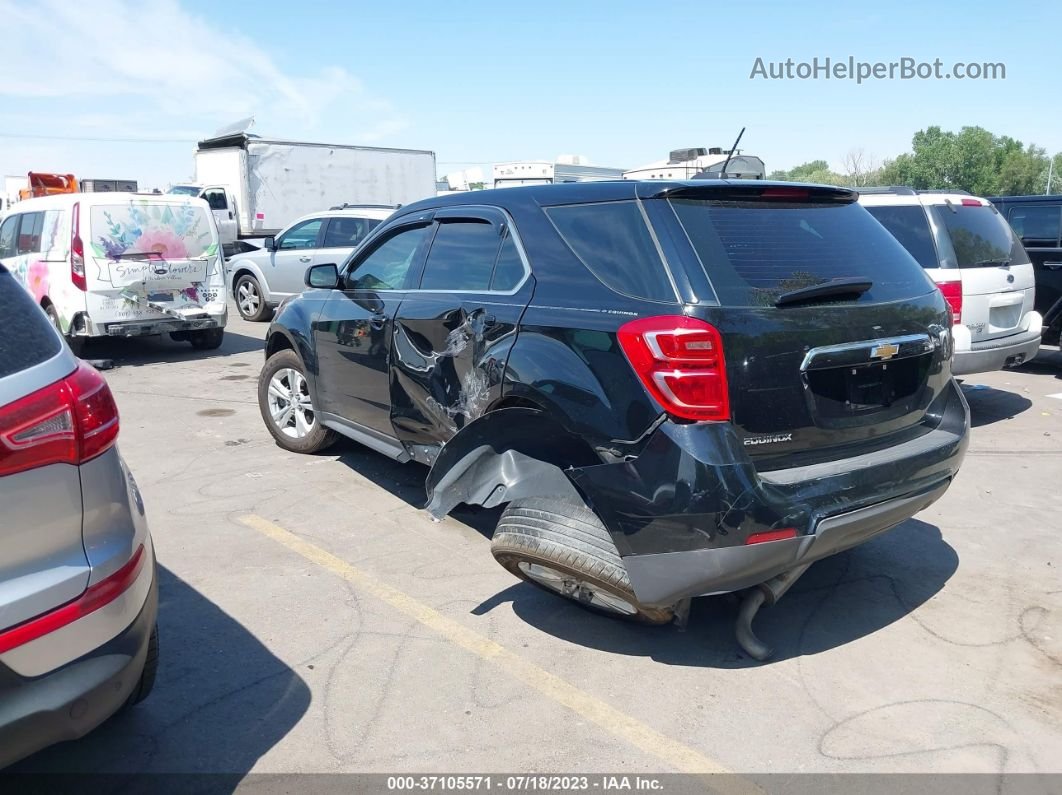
[258, 349, 338, 454]
[234, 273, 270, 321]
[44, 303, 86, 357]
[491, 498, 674, 625]
[189, 328, 224, 350]
[122, 624, 159, 710]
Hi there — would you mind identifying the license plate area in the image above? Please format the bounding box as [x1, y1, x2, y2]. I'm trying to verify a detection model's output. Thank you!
[806, 354, 930, 420]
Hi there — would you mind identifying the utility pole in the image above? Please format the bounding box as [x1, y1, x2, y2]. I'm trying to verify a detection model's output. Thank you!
[1047, 159, 1054, 195]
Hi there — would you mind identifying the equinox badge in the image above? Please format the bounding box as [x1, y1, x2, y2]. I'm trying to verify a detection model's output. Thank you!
[870, 342, 900, 361]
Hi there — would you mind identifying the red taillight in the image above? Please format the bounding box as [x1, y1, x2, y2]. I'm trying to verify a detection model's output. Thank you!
[760, 187, 810, 200]
[0, 362, 119, 477]
[618, 316, 730, 422]
[0, 544, 145, 654]
[938, 279, 963, 325]
[745, 528, 798, 545]
[71, 201, 86, 291]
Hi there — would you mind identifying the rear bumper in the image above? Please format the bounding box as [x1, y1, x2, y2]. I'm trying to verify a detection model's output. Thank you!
[0, 564, 157, 769]
[100, 315, 225, 338]
[952, 325, 1042, 375]
[570, 378, 969, 607]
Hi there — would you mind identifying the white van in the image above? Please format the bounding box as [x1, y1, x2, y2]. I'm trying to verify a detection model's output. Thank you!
[0, 193, 227, 355]
[859, 188, 1041, 375]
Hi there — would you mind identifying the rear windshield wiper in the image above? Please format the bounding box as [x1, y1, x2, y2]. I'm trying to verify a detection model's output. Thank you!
[774, 277, 873, 307]
[973, 258, 1011, 267]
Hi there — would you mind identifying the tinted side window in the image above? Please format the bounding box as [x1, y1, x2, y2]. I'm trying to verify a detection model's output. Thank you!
[323, 216, 380, 248]
[670, 199, 932, 306]
[864, 205, 939, 269]
[17, 212, 44, 255]
[420, 220, 499, 291]
[1006, 204, 1061, 246]
[546, 201, 675, 302]
[491, 231, 525, 291]
[348, 224, 430, 290]
[203, 188, 228, 210]
[930, 205, 1030, 268]
[0, 268, 62, 378]
[0, 216, 18, 259]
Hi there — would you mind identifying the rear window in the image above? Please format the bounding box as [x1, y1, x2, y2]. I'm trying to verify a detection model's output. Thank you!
[930, 205, 1031, 268]
[546, 201, 676, 302]
[89, 201, 217, 260]
[0, 268, 62, 379]
[669, 199, 933, 306]
[864, 205, 939, 269]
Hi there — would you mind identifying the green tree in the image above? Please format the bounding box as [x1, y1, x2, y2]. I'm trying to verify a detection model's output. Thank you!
[871, 125, 1049, 195]
[768, 159, 844, 184]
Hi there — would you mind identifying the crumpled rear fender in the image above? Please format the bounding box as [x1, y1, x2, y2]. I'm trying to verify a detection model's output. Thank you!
[424, 407, 595, 518]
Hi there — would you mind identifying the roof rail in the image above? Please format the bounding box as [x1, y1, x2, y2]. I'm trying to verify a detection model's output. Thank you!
[856, 186, 917, 195]
[329, 203, 400, 211]
[918, 189, 971, 196]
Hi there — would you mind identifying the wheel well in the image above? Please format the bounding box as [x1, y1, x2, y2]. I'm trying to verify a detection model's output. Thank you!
[266, 332, 295, 359]
[232, 267, 257, 287]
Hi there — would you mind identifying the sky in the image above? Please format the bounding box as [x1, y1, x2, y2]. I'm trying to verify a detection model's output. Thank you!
[2, 0, 1061, 189]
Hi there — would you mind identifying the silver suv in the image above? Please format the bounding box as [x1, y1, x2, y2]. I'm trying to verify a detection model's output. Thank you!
[0, 264, 158, 768]
[859, 188, 1041, 375]
[226, 206, 393, 321]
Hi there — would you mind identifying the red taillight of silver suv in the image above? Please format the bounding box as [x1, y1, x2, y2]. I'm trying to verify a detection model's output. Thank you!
[0, 361, 119, 477]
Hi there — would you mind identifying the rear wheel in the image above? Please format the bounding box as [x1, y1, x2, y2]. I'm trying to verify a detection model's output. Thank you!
[44, 303, 86, 357]
[258, 349, 338, 453]
[189, 328, 224, 350]
[235, 274, 270, 321]
[491, 498, 674, 625]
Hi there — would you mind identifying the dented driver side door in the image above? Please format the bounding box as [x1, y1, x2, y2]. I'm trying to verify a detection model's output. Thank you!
[390, 207, 533, 454]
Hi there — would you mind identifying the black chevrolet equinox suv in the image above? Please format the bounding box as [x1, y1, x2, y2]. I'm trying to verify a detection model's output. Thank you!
[259, 180, 969, 656]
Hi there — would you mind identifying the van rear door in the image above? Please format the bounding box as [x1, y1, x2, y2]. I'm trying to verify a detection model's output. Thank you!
[86, 198, 219, 316]
[929, 201, 1035, 342]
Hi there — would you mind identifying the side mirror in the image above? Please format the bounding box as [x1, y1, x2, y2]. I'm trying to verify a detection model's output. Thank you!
[262, 235, 276, 251]
[306, 263, 339, 289]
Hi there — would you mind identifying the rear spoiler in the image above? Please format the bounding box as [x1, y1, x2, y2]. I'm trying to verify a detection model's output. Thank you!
[642, 182, 857, 204]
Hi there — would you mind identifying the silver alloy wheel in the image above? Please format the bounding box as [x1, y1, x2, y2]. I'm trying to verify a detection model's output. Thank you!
[517, 561, 638, 616]
[267, 367, 316, 438]
[237, 279, 261, 318]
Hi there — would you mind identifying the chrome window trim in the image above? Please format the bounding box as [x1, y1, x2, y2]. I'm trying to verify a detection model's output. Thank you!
[800, 333, 936, 372]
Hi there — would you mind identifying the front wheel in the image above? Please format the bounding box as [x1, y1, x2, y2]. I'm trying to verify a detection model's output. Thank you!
[491, 498, 675, 625]
[258, 349, 338, 454]
[189, 328, 224, 350]
[235, 274, 270, 322]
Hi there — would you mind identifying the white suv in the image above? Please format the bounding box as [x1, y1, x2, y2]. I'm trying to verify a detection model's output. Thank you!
[226, 206, 393, 321]
[859, 188, 1041, 375]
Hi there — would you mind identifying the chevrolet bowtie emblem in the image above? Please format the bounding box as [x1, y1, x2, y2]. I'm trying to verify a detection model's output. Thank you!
[870, 342, 900, 360]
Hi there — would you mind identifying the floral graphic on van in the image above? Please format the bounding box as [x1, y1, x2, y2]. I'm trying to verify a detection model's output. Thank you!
[26, 260, 49, 302]
[88, 201, 218, 262]
[136, 228, 188, 259]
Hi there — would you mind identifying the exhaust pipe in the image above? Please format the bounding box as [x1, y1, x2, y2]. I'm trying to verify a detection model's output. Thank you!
[734, 563, 811, 661]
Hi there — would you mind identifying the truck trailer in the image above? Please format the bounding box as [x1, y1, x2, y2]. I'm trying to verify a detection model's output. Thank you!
[169, 133, 437, 250]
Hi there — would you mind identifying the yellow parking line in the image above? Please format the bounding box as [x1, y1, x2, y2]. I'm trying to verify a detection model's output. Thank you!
[238, 514, 758, 788]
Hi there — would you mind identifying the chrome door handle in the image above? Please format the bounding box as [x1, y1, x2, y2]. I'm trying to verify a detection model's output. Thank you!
[369, 314, 387, 330]
[1045, 262, 1062, 270]
[299, 256, 312, 263]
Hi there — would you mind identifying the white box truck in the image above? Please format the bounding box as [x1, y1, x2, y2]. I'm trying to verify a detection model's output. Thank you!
[169, 133, 437, 251]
